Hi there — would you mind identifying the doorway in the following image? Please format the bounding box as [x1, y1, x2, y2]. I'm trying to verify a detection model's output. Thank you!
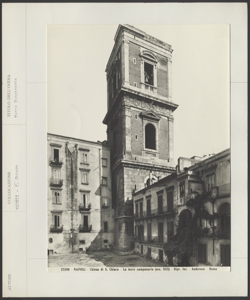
[221, 245, 230, 266]
[181, 252, 189, 266]
[159, 249, 163, 262]
[83, 215, 88, 228]
[147, 247, 151, 259]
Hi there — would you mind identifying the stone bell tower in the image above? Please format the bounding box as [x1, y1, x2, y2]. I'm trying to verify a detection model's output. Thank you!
[103, 24, 178, 252]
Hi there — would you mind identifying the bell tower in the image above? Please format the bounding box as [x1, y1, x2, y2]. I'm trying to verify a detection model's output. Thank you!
[103, 25, 178, 252]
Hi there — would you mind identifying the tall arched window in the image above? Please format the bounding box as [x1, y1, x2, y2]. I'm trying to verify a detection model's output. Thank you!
[218, 203, 230, 238]
[145, 123, 156, 150]
[113, 131, 117, 154]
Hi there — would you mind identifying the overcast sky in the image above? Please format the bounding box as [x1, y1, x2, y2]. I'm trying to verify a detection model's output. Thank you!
[47, 24, 230, 162]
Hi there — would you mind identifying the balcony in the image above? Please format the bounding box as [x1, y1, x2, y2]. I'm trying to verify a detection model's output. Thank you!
[147, 237, 164, 245]
[49, 157, 63, 167]
[133, 206, 176, 220]
[79, 225, 92, 232]
[50, 179, 63, 187]
[218, 183, 230, 197]
[141, 83, 157, 95]
[216, 227, 230, 239]
[134, 236, 164, 245]
[134, 235, 144, 242]
[79, 203, 91, 212]
[50, 225, 63, 233]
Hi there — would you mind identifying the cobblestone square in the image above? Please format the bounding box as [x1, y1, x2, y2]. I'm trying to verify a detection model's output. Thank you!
[48, 251, 165, 268]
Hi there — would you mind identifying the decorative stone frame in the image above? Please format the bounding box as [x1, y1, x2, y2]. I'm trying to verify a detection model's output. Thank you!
[79, 190, 90, 207]
[51, 188, 62, 205]
[140, 50, 158, 93]
[144, 173, 158, 187]
[51, 210, 63, 228]
[79, 147, 90, 166]
[50, 143, 63, 165]
[140, 111, 160, 155]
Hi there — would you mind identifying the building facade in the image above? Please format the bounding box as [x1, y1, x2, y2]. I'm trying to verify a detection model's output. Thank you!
[132, 148, 231, 266]
[133, 173, 178, 262]
[47, 133, 114, 254]
[103, 24, 178, 252]
[183, 148, 231, 266]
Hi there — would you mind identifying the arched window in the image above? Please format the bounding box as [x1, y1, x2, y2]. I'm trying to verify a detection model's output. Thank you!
[113, 131, 117, 154]
[145, 123, 156, 150]
[218, 203, 230, 238]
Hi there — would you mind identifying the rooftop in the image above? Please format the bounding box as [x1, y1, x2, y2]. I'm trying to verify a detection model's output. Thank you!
[47, 133, 109, 148]
[114, 24, 172, 51]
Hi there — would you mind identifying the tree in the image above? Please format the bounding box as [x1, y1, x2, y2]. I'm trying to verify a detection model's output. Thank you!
[163, 191, 217, 266]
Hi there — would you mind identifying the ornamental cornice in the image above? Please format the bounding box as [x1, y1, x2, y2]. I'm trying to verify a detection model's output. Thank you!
[140, 111, 161, 122]
[112, 159, 176, 173]
[121, 86, 178, 111]
[123, 96, 172, 118]
[50, 143, 62, 148]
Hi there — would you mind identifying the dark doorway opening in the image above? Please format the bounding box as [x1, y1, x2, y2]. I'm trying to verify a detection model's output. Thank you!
[159, 249, 163, 262]
[221, 244, 230, 266]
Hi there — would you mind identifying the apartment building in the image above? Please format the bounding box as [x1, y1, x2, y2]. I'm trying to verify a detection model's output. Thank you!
[133, 173, 178, 262]
[132, 148, 230, 266]
[47, 133, 114, 254]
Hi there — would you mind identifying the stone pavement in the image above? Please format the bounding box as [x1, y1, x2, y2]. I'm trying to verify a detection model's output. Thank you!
[48, 253, 106, 268]
[48, 251, 166, 268]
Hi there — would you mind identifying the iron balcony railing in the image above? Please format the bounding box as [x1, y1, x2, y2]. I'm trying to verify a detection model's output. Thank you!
[134, 206, 176, 219]
[134, 236, 164, 244]
[79, 203, 91, 211]
[147, 237, 164, 244]
[215, 227, 230, 239]
[50, 179, 63, 187]
[102, 204, 109, 209]
[218, 183, 230, 196]
[50, 225, 63, 233]
[134, 235, 144, 242]
[49, 157, 63, 166]
[79, 225, 92, 233]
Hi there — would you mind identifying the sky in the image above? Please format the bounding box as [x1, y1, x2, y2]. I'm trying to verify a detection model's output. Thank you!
[47, 24, 230, 162]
